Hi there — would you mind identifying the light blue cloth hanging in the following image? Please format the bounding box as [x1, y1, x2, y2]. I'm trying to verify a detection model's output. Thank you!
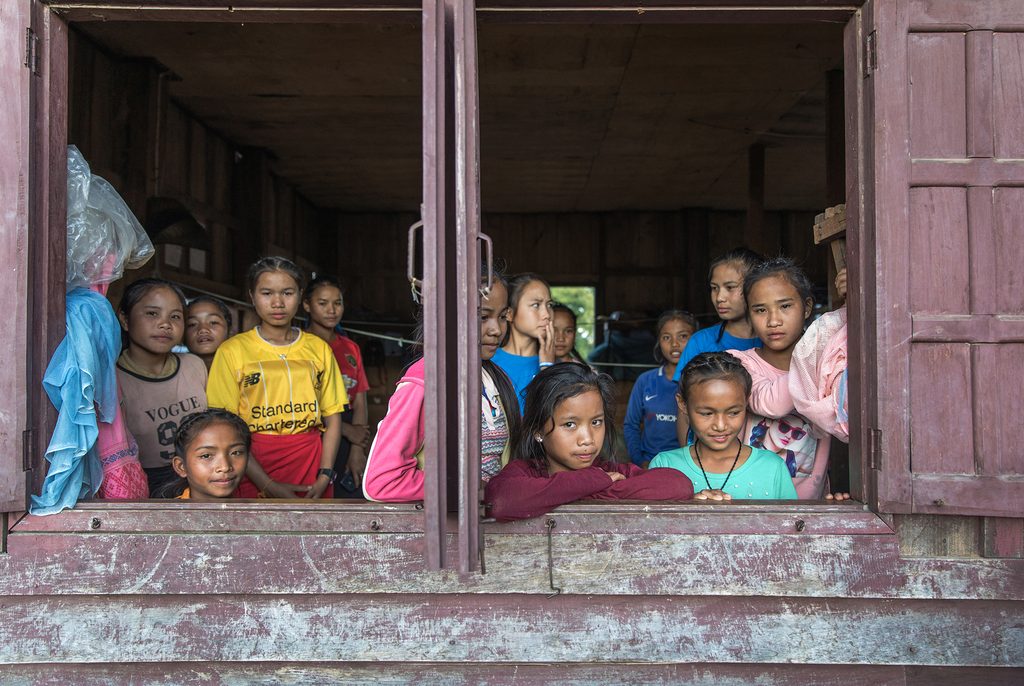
[30, 288, 121, 515]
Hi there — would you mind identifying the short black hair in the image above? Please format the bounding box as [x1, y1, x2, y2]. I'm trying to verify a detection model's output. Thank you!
[514, 362, 618, 472]
[247, 256, 304, 293]
[678, 352, 752, 405]
[187, 295, 232, 329]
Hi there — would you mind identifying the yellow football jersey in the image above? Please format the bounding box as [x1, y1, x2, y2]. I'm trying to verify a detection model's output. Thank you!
[207, 328, 348, 435]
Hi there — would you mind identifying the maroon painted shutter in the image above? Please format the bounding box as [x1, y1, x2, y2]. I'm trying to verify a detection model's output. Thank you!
[864, 0, 1024, 516]
[421, 0, 455, 568]
[453, 0, 484, 574]
[0, 0, 32, 514]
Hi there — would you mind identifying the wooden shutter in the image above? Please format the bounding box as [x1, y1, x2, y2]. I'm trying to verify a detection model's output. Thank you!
[421, 0, 457, 569]
[863, 0, 1024, 517]
[423, 0, 484, 573]
[0, 0, 33, 515]
[452, 0, 484, 573]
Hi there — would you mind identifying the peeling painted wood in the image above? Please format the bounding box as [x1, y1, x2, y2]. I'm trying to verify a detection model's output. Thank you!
[2, 530, 1022, 601]
[984, 518, 1024, 559]
[10, 501, 891, 535]
[905, 665, 1024, 686]
[898, 514, 981, 558]
[0, 661, 919, 686]
[0, 595, 1021, 666]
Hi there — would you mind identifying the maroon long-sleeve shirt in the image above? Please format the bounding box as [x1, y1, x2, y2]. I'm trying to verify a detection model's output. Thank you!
[484, 459, 694, 522]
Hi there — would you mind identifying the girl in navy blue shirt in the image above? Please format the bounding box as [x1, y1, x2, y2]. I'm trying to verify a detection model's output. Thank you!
[624, 311, 697, 466]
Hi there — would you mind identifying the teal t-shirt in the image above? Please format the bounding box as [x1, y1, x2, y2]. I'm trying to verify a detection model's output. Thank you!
[649, 445, 797, 500]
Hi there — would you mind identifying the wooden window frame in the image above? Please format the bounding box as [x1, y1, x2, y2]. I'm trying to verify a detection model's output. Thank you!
[8, 0, 894, 573]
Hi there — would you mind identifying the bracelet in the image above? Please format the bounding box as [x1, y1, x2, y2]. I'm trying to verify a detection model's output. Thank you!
[318, 468, 337, 481]
[539, 361, 554, 368]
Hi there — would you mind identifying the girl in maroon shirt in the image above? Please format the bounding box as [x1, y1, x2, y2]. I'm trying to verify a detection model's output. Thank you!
[485, 363, 693, 521]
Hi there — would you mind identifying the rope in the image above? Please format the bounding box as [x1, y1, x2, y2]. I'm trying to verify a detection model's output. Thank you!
[166, 280, 662, 366]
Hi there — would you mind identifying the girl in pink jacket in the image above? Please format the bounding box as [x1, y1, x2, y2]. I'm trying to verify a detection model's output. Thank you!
[729, 257, 849, 500]
[362, 272, 520, 502]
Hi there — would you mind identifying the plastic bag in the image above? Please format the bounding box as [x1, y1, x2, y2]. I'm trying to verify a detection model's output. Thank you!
[65, 145, 154, 290]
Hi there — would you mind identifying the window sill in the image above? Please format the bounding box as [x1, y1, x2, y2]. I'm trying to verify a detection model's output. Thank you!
[11, 499, 890, 536]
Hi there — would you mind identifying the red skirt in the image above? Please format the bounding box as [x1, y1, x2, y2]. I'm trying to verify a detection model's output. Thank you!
[236, 431, 333, 499]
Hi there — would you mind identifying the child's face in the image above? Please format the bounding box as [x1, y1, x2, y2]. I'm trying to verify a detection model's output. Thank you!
[480, 280, 509, 361]
[552, 310, 576, 360]
[120, 286, 184, 356]
[709, 262, 746, 323]
[171, 422, 248, 501]
[250, 270, 301, 328]
[747, 275, 812, 354]
[303, 284, 344, 331]
[677, 378, 747, 456]
[658, 318, 695, 368]
[542, 389, 606, 474]
[185, 301, 229, 358]
[511, 280, 552, 340]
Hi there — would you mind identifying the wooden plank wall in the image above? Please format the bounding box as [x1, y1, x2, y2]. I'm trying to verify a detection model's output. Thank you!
[336, 209, 826, 323]
[66, 29, 335, 308]
[0, 505, 1021, 682]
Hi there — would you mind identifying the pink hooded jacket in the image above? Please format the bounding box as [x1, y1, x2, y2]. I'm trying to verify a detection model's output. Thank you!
[728, 348, 831, 500]
[362, 358, 426, 502]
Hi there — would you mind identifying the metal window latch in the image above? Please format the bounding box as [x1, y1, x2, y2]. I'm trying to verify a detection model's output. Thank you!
[545, 518, 562, 598]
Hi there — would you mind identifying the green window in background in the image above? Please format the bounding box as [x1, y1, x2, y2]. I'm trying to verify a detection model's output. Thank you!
[549, 285, 596, 360]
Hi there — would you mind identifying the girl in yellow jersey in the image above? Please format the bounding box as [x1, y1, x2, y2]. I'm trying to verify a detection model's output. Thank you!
[207, 257, 348, 498]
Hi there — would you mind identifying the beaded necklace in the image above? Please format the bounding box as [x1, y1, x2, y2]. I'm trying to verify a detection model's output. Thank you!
[693, 439, 743, 493]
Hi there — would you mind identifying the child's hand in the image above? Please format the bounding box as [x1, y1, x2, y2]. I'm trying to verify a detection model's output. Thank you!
[347, 446, 367, 489]
[538, 320, 555, 364]
[835, 268, 848, 302]
[607, 471, 626, 482]
[306, 474, 332, 499]
[825, 491, 851, 501]
[694, 489, 732, 501]
[263, 480, 312, 499]
[341, 422, 371, 449]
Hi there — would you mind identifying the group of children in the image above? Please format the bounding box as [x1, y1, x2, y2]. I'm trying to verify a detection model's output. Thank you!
[112, 258, 368, 502]
[107, 246, 848, 518]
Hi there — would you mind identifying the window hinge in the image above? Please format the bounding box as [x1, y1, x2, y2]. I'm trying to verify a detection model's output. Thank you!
[868, 428, 881, 470]
[24, 28, 40, 76]
[22, 429, 32, 471]
[863, 30, 878, 77]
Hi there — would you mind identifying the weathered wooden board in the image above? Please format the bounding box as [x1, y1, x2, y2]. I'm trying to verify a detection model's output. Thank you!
[0, 662, 927, 686]
[10, 500, 892, 535]
[0, 0, 31, 514]
[1, 594, 1021, 666]
[2, 528, 1023, 600]
[5, 664, 1022, 686]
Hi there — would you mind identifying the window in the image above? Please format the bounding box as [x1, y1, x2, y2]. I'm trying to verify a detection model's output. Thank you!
[549, 285, 596, 360]
[18, 0, 1020, 580]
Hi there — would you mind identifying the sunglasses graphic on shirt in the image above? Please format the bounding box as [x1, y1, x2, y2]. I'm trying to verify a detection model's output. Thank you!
[777, 419, 807, 440]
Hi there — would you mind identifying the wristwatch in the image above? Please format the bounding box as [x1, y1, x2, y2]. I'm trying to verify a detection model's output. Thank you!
[317, 468, 337, 481]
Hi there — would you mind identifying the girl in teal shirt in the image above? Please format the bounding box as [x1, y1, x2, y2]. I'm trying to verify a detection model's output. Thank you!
[650, 351, 796, 500]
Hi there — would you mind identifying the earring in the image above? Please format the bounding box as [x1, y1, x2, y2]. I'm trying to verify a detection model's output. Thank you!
[535, 435, 543, 443]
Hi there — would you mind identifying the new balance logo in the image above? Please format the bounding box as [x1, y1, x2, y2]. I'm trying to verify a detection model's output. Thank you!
[243, 372, 262, 387]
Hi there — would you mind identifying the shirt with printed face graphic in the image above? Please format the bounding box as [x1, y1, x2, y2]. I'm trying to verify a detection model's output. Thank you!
[727, 348, 830, 499]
